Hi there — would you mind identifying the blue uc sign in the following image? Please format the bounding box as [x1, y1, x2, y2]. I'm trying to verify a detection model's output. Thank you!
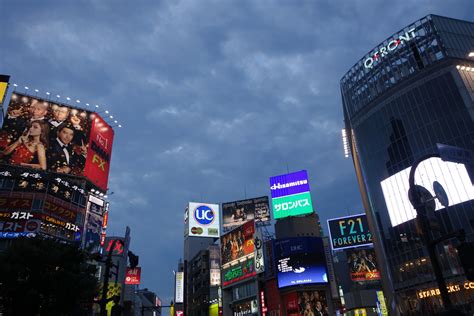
[194, 205, 215, 225]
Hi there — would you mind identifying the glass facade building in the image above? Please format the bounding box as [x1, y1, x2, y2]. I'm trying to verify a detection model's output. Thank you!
[341, 15, 474, 315]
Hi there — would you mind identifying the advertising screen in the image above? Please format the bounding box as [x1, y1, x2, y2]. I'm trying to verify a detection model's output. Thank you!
[380, 157, 474, 227]
[347, 247, 381, 282]
[222, 196, 270, 232]
[188, 202, 220, 238]
[83, 211, 103, 253]
[0, 93, 114, 191]
[221, 220, 255, 266]
[222, 255, 256, 287]
[284, 291, 329, 316]
[274, 237, 328, 288]
[269, 170, 310, 198]
[327, 213, 373, 250]
[271, 191, 314, 219]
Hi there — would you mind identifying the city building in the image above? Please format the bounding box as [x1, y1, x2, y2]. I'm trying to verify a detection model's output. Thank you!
[341, 14, 474, 314]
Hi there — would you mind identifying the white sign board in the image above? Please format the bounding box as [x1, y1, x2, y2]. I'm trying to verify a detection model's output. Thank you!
[188, 202, 220, 238]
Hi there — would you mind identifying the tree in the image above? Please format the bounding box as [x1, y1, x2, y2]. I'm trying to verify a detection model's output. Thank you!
[0, 236, 99, 315]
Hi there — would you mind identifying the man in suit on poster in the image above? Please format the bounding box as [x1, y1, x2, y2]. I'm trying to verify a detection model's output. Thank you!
[47, 124, 86, 174]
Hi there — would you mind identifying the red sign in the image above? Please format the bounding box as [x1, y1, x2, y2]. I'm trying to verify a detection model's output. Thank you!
[125, 267, 141, 285]
[176, 311, 183, 316]
[105, 238, 124, 256]
[84, 114, 114, 191]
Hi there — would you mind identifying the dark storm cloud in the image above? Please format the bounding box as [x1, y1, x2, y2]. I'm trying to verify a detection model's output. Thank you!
[1, 0, 472, 303]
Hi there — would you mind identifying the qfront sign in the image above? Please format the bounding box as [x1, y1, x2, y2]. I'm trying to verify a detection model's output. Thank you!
[364, 28, 416, 69]
[188, 202, 220, 238]
[327, 213, 373, 250]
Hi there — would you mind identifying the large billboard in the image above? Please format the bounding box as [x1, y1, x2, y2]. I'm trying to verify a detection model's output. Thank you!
[221, 220, 255, 266]
[0, 93, 114, 191]
[269, 170, 314, 219]
[270, 170, 311, 198]
[274, 237, 328, 288]
[284, 291, 329, 316]
[188, 202, 220, 238]
[347, 247, 381, 282]
[380, 157, 474, 227]
[327, 213, 373, 251]
[222, 196, 270, 232]
[222, 256, 256, 287]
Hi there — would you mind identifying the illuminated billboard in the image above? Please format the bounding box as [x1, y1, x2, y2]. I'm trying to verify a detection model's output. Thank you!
[222, 256, 256, 287]
[221, 220, 255, 266]
[222, 196, 270, 232]
[269, 170, 314, 219]
[125, 267, 141, 285]
[347, 248, 381, 282]
[175, 271, 184, 303]
[274, 237, 328, 288]
[0, 74, 9, 104]
[380, 157, 474, 227]
[284, 291, 329, 316]
[327, 213, 373, 250]
[188, 202, 220, 238]
[271, 191, 313, 219]
[269, 170, 310, 198]
[0, 93, 114, 191]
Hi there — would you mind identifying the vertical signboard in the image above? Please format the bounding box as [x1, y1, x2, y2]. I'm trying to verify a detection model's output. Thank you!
[175, 271, 184, 303]
[188, 202, 220, 238]
[269, 170, 314, 219]
[84, 113, 114, 191]
[254, 230, 265, 274]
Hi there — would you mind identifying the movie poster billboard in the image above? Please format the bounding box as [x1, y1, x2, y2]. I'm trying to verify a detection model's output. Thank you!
[347, 247, 381, 282]
[222, 196, 270, 232]
[83, 211, 103, 253]
[221, 220, 255, 266]
[327, 213, 373, 251]
[0, 93, 114, 191]
[274, 237, 328, 288]
[284, 291, 329, 316]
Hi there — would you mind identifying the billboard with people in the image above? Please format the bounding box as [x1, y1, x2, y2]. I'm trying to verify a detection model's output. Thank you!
[222, 196, 270, 232]
[220, 220, 255, 266]
[0, 93, 114, 191]
[347, 247, 381, 282]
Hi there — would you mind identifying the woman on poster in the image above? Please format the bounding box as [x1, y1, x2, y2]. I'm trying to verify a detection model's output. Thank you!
[1, 121, 49, 170]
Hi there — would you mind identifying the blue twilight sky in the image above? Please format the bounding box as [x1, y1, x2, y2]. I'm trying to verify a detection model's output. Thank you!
[1, 0, 473, 303]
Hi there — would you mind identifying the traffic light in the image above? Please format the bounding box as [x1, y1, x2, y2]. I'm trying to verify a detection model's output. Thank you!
[128, 251, 139, 269]
[457, 242, 474, 281]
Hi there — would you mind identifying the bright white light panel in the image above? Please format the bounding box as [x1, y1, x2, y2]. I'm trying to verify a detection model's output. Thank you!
[380, 157, 474, 227]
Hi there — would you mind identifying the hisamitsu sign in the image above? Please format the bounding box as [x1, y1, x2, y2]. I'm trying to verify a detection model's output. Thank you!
[269, 170, 310, 198]
[327, 214, 373, 250]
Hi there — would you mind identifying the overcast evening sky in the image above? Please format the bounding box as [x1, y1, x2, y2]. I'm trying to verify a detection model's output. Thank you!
[1, 0, 473, 304]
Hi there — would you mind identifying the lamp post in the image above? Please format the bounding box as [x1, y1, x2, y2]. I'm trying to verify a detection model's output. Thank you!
[408, 153, 453, 312]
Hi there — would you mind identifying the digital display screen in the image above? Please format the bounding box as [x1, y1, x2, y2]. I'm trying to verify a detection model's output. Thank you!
[274, 237, 328, 288]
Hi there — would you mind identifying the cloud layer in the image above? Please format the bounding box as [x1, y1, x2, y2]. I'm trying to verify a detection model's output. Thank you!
[1, 0, 473, 303]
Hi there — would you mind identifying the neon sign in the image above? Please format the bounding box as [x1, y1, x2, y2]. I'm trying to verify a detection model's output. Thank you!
[364, 28, 416, 69]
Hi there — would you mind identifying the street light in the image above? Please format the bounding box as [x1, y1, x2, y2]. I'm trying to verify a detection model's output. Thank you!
[408, 152, 466, 315]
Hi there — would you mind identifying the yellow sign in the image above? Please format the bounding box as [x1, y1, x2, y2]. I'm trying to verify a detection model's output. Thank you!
[417, 282, 474, 299]
[376, 291, 388, 316]
[0, 82, 8, 104]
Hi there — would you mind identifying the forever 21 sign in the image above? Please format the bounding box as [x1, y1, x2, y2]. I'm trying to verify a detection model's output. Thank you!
[327, 213, 373, 251]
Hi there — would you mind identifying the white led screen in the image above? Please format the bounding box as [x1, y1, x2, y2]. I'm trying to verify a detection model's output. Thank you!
[380, 157, 474, 227]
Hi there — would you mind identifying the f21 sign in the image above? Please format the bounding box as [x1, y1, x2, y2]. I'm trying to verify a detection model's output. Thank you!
[327, 213, 373, 251]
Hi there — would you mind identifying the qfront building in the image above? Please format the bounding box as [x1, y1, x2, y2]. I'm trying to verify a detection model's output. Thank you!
[341, 15, 474, 315]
